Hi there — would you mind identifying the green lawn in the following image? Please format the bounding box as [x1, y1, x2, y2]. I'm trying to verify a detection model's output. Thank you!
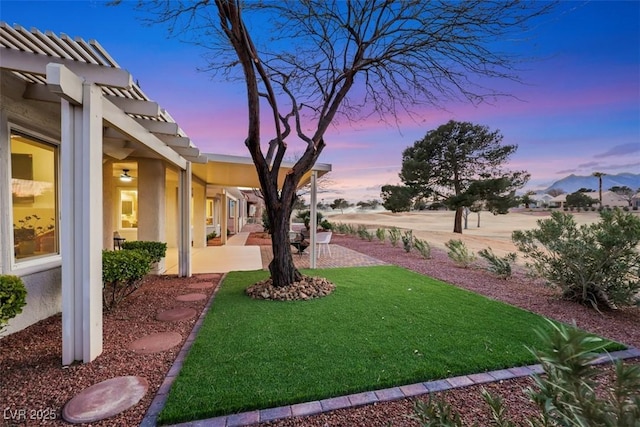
[158, 265, 623, 424]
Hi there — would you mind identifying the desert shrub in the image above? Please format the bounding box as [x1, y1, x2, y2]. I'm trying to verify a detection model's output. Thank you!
[0, 275, 27, 332]
[413, 238, 431, 259]
[102, 249, 151, 310]
[411, 321, 640, 427]
[478, 247, 517, 279]
[356, 224, 368, 239]
[375, 228, 386, 242]
[320, 219, 333, 230]
[402, 230, 413, 252]
[445, 239, 476, 268]
[388, 227, 401, 247]
[262, 210, 271, 233]
[121, 241, 167, 263]
[512, 210, 640, 309]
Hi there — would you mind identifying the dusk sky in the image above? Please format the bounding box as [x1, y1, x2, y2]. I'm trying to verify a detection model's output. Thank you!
[2, 1, 639, 203]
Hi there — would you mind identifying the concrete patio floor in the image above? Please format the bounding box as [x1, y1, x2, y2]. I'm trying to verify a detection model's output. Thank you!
[164, 232, 262, 274]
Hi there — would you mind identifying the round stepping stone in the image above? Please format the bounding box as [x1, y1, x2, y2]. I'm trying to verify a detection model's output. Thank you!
[187, 282, 214, 290]
[156, 307, 197, 322]
[175, 293, 207, 302]
[62, 376, 148, 423]
[127, 332, 183, 354]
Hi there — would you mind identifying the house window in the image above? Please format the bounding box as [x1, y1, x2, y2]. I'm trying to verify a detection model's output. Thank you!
[206, 199, 214, 225]
[119, 189, 138, 229]
[10, 131, 59, 262]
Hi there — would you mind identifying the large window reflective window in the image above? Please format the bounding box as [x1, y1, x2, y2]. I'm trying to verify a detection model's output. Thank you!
[119, 189, 138, 229]
[11, 131, 59, 261]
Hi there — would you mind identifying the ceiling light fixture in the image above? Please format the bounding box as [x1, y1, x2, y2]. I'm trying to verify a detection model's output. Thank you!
[120, 169, 133, 182]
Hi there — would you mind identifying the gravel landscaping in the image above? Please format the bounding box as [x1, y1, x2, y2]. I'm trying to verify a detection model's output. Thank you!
[1, 231, 637, 426]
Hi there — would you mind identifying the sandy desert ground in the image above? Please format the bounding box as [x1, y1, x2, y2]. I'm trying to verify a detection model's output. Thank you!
[323, 208, 624, 261]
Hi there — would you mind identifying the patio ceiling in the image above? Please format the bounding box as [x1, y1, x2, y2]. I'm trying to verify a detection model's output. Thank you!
[192, 153, 332, 189]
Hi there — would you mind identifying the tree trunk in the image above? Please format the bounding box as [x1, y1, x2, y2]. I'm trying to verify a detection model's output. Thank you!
[266, 195, 303, 287]
[453, 207, 463, 233]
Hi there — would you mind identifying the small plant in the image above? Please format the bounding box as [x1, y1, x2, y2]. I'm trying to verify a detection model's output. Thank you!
[388, 227, 401, 247]
[413, 238, 431, 259]
[478, 247, 517, 279]
[102, 249, 151, 310]
[206, 231, 217, 240]
[0, 275, 27, 333]
[356, 224, 368, 239]
[375, 228, 386, 242]
[402, 230, 413, 252]
[445, 239, 476, 268]
[121, 241, 167, 264]
[262, 210, 271, 233]
[320, 219, 333, 230]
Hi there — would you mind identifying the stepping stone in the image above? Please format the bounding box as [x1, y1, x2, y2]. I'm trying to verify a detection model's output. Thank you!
[127, 332, 182, 354]
[175, 293, 207, 302]
[156, 307, 197, 322]
[187, 282, 214, 290]
[62, 376, 148, 424]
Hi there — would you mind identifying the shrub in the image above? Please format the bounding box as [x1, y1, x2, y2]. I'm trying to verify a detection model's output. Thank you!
[206, 231, 217, 240]
[262, 210, 270, 233]
[512, 210, 640, 309]
[411, 321, 640, 426]
[445, 239, 476, 268]
[402, 230, 413, 252]
[121, 241, 167, 263]
[388, 227, 401, 247]
[320, 219, 333, 230]
[413, 238, 431, 259]
[0, 275, 27, 332]
[102, 249, 151, 310]
[375, 228, 386, 242]
[477, 247, 517, 279]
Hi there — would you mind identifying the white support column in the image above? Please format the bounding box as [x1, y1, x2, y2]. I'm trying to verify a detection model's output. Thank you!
[59, 77, 103, 365]
[221, 190, 228, 245]
[138, 159, 167, 273]
[178, 162, 192, 277]
[192, 181, 206, 248]
[310, 171, 318, 269]
[102, 160, 114, 250]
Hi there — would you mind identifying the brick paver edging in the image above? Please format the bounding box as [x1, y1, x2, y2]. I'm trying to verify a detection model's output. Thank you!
[139, 274, 227, 427]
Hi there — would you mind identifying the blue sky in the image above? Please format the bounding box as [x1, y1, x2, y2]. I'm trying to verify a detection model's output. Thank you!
[2, 1, 638, 202]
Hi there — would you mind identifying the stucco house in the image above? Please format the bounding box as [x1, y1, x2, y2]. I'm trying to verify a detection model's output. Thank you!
[548, 191, 630, 209]
[0, 23, 329, 364]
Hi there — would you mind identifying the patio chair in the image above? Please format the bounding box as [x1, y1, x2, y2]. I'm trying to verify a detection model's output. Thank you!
[316, 231, 332, 258]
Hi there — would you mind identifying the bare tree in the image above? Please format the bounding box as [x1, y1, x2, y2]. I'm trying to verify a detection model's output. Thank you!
[139, 0, 554, 287]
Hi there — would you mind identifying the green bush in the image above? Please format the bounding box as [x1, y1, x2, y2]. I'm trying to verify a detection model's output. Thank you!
[262, 210, 271, 233]
[411, 321, 640, 427]
[375, 228, 386, 242]
[320, 219, 333, 230]
[0, 275, 27, 332]
[478, 247, 517, 279]
[206, 231, 217, 240]
[413, 238, 431, 259]
[512, 210, 640, 309]
[445, 239, 476, 268]
[121, 241, 167, 263]
[102, 249, 151, 310]
[388, 227, 401, 247]
[402, 230, 413, 252]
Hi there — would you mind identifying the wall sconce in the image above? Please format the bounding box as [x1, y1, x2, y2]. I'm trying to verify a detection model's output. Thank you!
[120, 169, 133, 182]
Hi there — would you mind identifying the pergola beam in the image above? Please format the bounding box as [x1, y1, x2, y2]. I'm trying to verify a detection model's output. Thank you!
[1, 46, 132, 88]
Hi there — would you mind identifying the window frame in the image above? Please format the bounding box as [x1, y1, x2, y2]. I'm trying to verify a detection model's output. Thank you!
[4, 124, 61, 275]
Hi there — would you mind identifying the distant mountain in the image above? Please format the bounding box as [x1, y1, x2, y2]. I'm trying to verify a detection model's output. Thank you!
[543, 173, 640, 194]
